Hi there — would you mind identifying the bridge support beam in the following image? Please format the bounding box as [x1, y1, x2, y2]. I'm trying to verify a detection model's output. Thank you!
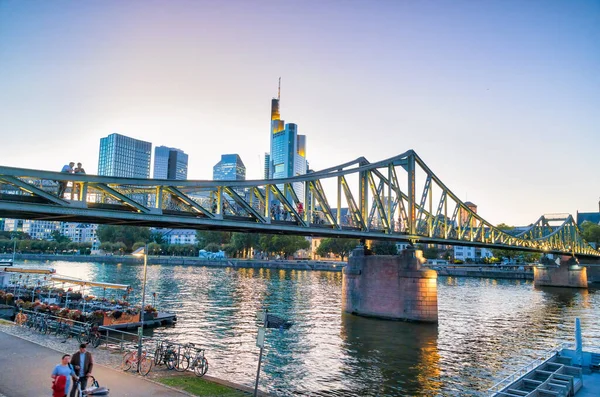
[342, 247, 438, 322]
[533, 255, 587, 288]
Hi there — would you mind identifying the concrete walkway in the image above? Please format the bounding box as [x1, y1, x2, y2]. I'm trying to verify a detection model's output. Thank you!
[0, 331, 189, 397]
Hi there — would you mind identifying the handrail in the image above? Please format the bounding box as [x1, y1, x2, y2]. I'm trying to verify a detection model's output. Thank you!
[487, 343, 573, 396]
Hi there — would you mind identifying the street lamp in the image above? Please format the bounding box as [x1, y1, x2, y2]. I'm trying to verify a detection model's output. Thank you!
[132, 244, 148, 372]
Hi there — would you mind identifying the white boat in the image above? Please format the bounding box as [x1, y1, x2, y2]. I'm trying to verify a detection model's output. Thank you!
[488, 320, 600, 396]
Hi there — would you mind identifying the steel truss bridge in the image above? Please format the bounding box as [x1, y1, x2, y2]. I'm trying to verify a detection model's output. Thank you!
[0, 150, 598, 258]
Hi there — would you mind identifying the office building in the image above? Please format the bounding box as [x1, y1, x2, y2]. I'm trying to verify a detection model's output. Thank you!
[213, 154, 246, 181]
[263, 153, 270, 180]
[98, 133, 152, 178]
[153, 146, 188, 180]
[61, 223, 98, 245]
[267, 80, 308, 200]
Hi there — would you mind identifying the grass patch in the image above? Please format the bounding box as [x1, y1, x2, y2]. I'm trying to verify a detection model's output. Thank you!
[0, 319, 15, 326]
[158, 376, 249, 396]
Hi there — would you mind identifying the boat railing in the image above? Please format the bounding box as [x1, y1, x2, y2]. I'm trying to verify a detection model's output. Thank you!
[487, 343, 573, 396]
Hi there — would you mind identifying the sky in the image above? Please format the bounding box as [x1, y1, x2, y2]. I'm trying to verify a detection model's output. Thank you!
[0, 0, 598, 226]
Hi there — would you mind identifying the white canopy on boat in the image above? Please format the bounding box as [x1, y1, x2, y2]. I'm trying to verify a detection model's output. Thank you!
[1, 267, 55, 275]
[50, 275, 130, 290]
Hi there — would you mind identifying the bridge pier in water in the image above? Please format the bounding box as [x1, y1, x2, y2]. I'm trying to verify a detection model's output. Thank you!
[533, 255, 587, 288]
[342, 247, 438, 323]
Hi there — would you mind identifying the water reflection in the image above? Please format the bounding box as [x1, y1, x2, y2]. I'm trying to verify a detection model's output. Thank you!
[12, 260, 600, 396]
[339, 314, 441, 397]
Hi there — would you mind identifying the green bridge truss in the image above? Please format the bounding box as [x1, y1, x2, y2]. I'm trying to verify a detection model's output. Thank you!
[0, 150, 598, 258]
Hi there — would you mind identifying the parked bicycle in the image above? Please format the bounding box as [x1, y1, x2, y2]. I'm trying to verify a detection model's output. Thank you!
[154, 340, 178, 370]
[76, 322, 102, 348]
[121, 345, 153, 376]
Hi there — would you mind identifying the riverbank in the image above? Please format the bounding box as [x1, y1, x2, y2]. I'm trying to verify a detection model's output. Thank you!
[0, 320, 260, 396]
[0, 253, 345, 272]
[434, 266, 534, 280]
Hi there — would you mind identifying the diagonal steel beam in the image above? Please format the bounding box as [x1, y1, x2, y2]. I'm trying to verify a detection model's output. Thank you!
[222, 187, 267, 223]
[309, 180, 338, 228]
[164, 186, 214, 218]
[92, 183, 150, 213]
[269, 185, 307, 227]
[0, 176, 70, 206]
[340, 175, 366, 230]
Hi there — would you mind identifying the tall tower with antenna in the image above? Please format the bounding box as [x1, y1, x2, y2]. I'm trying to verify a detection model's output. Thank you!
[266, 78, 308, 201]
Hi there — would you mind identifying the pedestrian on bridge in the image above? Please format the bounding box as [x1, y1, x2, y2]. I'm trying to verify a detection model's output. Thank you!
[57, 162, 74, 198]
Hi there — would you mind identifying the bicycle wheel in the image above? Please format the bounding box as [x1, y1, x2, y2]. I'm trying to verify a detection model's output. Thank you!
[175, 354, 189, 372]
[193, 357, 209, 377]
[153, 347, 163, 365]
[164, 351, 177, 370]
[121, 351, 135, 371]
[139, 356, 154, 376]
[90, 333, 102, 348]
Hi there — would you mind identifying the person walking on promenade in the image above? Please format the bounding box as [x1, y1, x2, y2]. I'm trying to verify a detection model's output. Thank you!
[57, 162, 75, 198]
[51, 354, 77, 397]
[70, 343, 93, 397]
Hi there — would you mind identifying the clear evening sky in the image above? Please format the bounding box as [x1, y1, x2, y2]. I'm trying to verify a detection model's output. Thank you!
[0, 1, 598, 226]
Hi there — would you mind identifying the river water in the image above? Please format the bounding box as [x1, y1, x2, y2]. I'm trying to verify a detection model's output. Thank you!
[15, 259, 600, 396]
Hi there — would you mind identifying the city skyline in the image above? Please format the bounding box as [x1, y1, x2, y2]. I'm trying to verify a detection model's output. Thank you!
[0, 1, 599, 225]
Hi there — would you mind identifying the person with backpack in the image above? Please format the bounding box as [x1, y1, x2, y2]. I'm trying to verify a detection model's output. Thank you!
[51, 354, 77, 397]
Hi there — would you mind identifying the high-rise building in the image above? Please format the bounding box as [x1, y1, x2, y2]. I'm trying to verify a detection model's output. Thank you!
[263, 153, 270, 180]
[153, 146, 188, 180]
[213, 154, 246, 181]
[267, 79, 308, 200]
[98, 133, 152, 178]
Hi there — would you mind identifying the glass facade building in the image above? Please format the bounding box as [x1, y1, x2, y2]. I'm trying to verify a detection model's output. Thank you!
[268, 91, 307, 201]
[98, 133, 151, 178]
[153, 146, 188, 180]
[213, 154, 246, 181]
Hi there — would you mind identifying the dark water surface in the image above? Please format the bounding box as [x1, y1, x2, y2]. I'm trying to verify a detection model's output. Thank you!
[18, 260, 600, 396]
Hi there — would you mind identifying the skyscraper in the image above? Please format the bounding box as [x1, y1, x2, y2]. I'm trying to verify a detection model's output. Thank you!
[268, 79, 308, 200]
[153, 146, 188, 180]
[98, 133, 152, 178]
[213, 154, 246, 181]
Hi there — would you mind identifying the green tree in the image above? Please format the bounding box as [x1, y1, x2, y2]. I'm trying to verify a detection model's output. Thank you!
[196, 231, 231, 248]
[370, 240, 398, 255]
[423, 247, 439, 259]
[204, 243, 221, 253]
[96, 225, 151, 252]
[581, 221, 600, 245]
[496, 223, 515, 231]
[259, 234, 310, 258]
[315, 238, 359, 261]
[228, 232, 259, 258]
[50, 231, 71, 244]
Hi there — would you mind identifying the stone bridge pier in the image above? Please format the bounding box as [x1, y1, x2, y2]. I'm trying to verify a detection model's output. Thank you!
[341, 247, 438, 322]
[533, 255, 587, 288]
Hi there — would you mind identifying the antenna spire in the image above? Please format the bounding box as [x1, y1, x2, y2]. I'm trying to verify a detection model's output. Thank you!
[278, 77, 281, 101]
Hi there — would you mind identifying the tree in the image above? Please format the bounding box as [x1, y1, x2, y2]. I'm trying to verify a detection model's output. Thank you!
[581, 221, 600, 245]
[259, 234, 310, 258]
[423, 247, 439, 259]
[315, 238, 359, 261]
[370, 240, 398, 255]
[497, 223, 515, 231]
[204, 243, 221, 253]
[50, 231, 71, 244]
[196, 231, 231, 248]
[96, 225, 151, 252]
[228, 232, 259, 258]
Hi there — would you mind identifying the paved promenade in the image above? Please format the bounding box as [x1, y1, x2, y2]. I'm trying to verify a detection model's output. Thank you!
[0, 331, 188, 397]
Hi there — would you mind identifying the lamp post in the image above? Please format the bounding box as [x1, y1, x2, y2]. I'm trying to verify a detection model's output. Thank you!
[132, 244, 148, 373]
